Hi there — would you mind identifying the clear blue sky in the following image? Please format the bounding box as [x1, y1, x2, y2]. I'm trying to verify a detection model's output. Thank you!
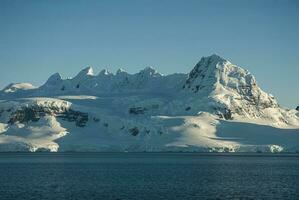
[0, 0, 298, 108]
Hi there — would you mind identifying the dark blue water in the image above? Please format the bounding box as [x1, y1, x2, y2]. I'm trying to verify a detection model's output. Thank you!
[0, 153, 298, 200]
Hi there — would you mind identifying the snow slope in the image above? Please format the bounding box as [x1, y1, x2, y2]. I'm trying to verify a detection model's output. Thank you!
[0, 54, 298, 152]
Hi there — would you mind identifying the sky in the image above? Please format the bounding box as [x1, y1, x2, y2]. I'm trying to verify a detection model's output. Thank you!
[0, 0, 298, 108]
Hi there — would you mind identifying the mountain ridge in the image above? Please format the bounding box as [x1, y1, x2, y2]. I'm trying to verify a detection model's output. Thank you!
[0, 54, 298, 152]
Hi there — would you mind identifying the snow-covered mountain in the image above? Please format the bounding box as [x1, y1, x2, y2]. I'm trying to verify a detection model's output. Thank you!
[2, 83, 36, 94]
[0, 54, 298, 152]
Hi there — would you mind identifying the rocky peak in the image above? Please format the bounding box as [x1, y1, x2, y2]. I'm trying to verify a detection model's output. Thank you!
[139, 66, 161, 77]
[296, 106, 299, 111]
[74, 67, 94, 79]
[184, 54, 264, 95]
[183, 54, 279, 118]
[98, 69, 113, 76]
[116, 68, 128, 76]
[183, 54, 229, 92]
[44, 73, 63, 86]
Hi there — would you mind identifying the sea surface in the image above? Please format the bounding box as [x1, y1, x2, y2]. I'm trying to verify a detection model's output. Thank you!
[0, 153, 298, 200]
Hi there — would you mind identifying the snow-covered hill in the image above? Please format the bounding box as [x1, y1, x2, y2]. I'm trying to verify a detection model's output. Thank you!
[2, 83, 36, 94]
[0, 54, 298, 152]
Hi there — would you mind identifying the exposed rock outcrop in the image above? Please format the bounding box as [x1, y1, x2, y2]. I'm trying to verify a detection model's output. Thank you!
[8, 104, 88, 127]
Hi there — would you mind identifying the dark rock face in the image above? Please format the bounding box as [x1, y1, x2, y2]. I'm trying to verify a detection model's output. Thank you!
[130, 127, 139, 136]
[215, 108, 233, 120]
[296, 106, 299, 111]
[223, 109, 232, 120]
[93, 117, 100, 122]
[185, 107, 191, 111]
[129, 107, 147, 115]
[8, 105, 89, 127]
[8, 107, 41, 124]
[58, 110, 88, 127]
[183, 56, 217, 93]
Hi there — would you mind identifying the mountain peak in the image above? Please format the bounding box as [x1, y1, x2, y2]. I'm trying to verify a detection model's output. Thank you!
[76, 66, 94, 77]
[98, 69, 112, 76]
[183, 54, 278, 118]
[183, 54, 229, 92]
[45, 72, 62, 85]
[185, 54, 253, 88]
[116, 68, 127, 75]
[139, 66, 161, 77]
[198, 54, 229, 69]
[203, 54, 227, 62]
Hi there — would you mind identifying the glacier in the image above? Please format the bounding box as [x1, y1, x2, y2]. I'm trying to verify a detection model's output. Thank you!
[0, 54, 298, 152]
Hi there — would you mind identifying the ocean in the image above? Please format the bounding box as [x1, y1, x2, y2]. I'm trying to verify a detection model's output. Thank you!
[0, 153, 298, 200]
